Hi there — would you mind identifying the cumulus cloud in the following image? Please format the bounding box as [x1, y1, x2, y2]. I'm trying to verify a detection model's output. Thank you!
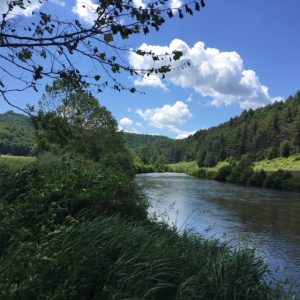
[0, 0, 43, 18]
[120, 117, 133, 127]
[72, 0, 97, 24]
[136, 101, 193, 138]
[119, 117, 140, 133]
[128, 39, 280, 109]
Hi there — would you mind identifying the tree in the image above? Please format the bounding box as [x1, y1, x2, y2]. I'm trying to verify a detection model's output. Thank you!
[34, 78, 126, 162]
[0, 0, 205, 112]
[280, 141, 292, 158]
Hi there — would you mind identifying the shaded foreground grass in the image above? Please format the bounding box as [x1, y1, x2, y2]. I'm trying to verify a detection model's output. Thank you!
[0, 214, 287, 299]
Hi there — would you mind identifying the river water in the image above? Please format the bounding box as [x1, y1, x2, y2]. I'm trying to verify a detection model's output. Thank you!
[136, 172, 300, 288]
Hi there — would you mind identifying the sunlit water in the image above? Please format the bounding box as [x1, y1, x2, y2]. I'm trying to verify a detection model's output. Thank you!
[136, 172, 300, 289]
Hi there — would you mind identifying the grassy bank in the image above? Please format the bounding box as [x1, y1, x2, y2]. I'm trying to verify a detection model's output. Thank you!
[167, 161, 228, 176]
[167, 158, 300, 192]
[0, 154, 36, 170]
[0, 155, 294, 298]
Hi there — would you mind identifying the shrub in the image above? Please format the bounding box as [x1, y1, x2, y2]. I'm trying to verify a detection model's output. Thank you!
[247, 170, 267, 187]
[264, 170, 293, 189]
[215, 165, 232, 181]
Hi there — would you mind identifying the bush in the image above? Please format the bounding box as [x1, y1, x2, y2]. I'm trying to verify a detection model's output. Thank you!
[195, 168, 207, 178]
[282, 177, 300, 191]
[215, 165, 232, 181]
[247, 170, 267, 187]
[263, 170, 293, 189]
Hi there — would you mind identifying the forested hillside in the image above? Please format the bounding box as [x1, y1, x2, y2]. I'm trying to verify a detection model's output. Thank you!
[123, 133, 174, 164]
[126, 92, 300, 166]
[0, 111, 36, 156]
[181, 92, 300, 166]
[2, 91, 300, 166]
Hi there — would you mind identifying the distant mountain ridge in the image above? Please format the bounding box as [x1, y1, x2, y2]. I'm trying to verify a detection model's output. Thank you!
[0, 111, 35, 156]
[2, 91, 300, 165]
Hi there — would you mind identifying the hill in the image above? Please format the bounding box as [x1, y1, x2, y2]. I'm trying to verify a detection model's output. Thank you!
[2, 91, 300, 165]
[0, 111, 36, 156]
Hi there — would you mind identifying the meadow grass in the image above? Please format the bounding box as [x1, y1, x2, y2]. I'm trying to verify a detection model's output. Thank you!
[168, 156, 300, 177]
[0, 154, 36, 170]
[0, 214, 285, 299]
[254, 154, 300, 172]
[167, 161, 229, 176]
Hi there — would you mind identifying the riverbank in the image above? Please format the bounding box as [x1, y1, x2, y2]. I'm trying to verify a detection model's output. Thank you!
[0, 154, 295, 298]
[167, 158, 300, 192]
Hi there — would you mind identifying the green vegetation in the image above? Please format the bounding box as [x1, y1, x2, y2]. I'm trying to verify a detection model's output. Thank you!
[0, 111, 36, 156]
[0, 155, 36, 171]
[0, 213, 284, 299]
[168, 158, 300, 191]
[254, 154, 300, 171]
[124, 92, 300, 169]
[0, 79, 292, 299]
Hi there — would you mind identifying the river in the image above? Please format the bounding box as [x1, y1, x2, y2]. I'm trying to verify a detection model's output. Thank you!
[136, 172, 300, 289]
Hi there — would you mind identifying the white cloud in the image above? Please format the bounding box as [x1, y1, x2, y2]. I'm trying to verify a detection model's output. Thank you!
[170, 0, 183, 12]
[135, 122, 142, 127]
[186, 94, 193, 102]
[136, 101, 192, 137]
[132, 0, 146, 8]
[49, 0, 66, 7]
[120, 117, 133, 127]
[119, 117, 139, 133]
[128, 39, 280, 109]
[176, 131, 195, 139]
[0, 0, 43, 18]
[72, 0, 97, 24]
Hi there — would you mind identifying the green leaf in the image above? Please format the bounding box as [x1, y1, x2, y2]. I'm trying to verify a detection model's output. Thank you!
[104, 33, 113, 43]
[121, 32, 129, 40]
[172, 50, 183, 61]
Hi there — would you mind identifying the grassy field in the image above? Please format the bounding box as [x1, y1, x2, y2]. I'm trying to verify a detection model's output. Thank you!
[0, 155, 36, 170]
[167, 161, 229, 176]
[254, 154, 300, 171]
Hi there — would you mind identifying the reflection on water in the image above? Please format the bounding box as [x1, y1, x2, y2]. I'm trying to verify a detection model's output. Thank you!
[136, 172, 300, 287]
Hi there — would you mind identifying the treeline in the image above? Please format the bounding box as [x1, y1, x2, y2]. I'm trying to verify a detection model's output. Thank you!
[124, 133, 174, 164]
[125, 91, 300, 167]
[0, 111, 36, 156]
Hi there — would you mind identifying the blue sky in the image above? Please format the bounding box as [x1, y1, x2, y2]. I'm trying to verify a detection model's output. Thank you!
[1, 0, 300, 138]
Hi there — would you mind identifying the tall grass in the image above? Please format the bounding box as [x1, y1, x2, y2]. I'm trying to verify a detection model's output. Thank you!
[0, 214, 286, 300]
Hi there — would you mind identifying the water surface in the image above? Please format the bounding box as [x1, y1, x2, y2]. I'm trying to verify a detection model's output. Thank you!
[136, 172, 300, 287]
